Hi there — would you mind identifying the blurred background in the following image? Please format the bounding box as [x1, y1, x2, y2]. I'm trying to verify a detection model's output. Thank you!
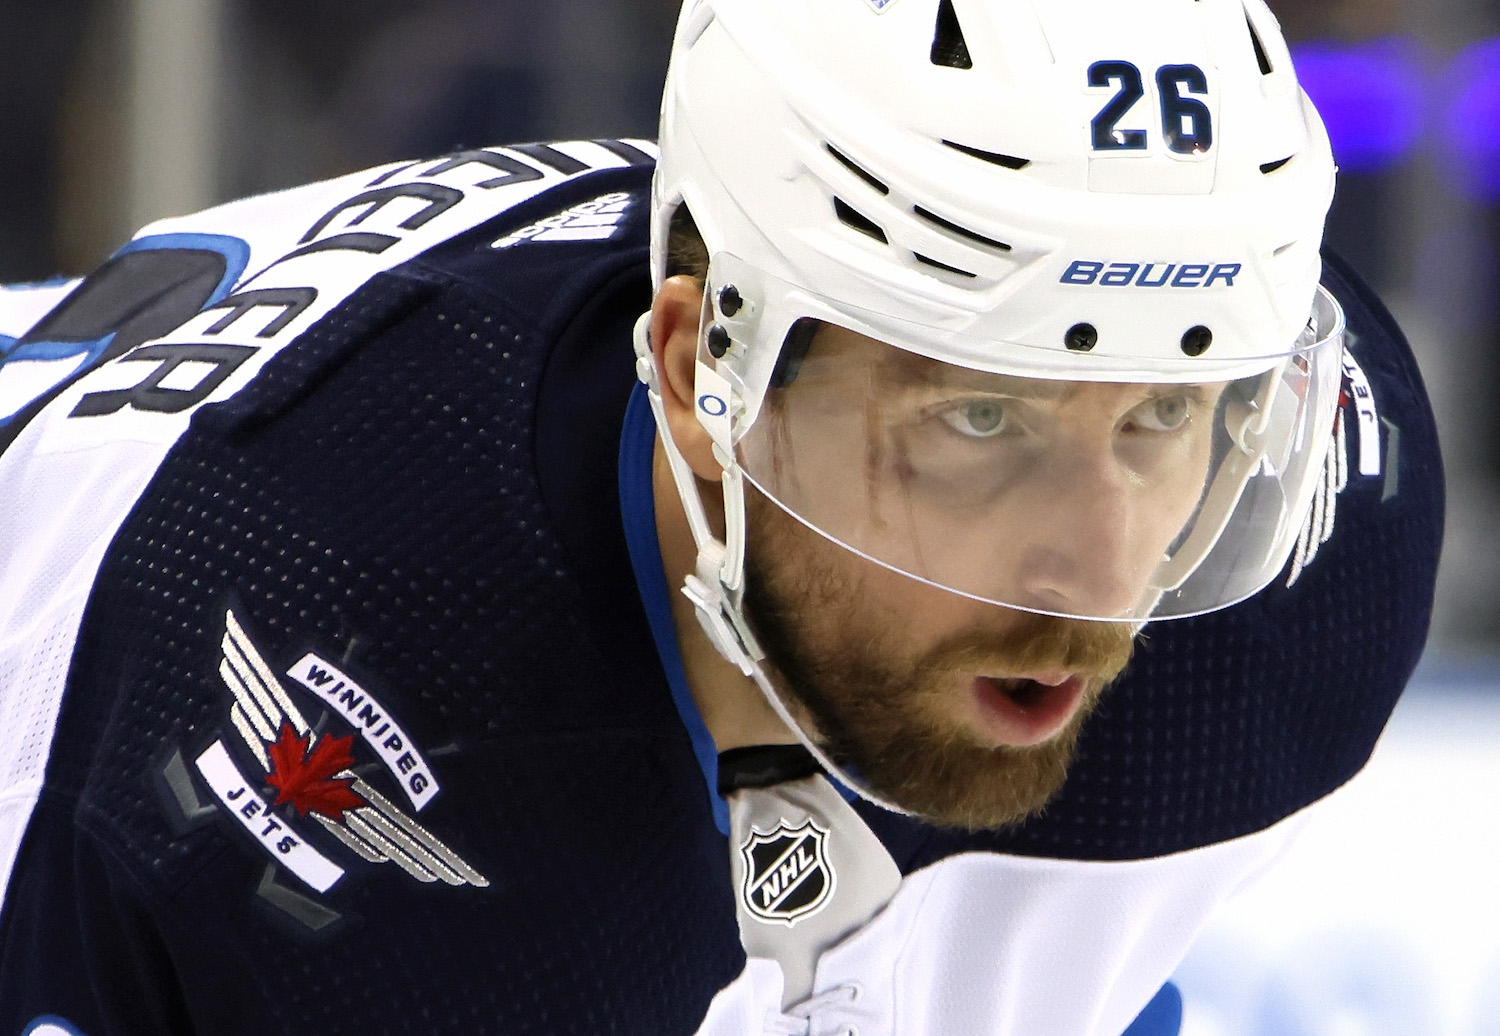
[0, 0, 1496, 652]
[0, 1, 1495, 1031]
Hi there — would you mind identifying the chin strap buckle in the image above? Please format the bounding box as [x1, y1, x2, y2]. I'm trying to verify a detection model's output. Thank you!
[683, 544, 764, 676]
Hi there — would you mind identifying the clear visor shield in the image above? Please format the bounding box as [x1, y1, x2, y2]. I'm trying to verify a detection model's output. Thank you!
[714, 268, 1347, 623]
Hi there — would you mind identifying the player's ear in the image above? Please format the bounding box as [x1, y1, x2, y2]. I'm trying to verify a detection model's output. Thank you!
[650, 275, 723, 482]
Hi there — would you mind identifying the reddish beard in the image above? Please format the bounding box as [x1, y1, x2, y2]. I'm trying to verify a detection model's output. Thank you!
[743, 495, 1137, 831]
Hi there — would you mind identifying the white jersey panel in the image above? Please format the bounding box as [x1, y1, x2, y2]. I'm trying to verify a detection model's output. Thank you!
[0, 280, 83, 339]
[0, 141, 656, 907]
[696, 803, 1313, 1036]
[0, 280, 85, 421]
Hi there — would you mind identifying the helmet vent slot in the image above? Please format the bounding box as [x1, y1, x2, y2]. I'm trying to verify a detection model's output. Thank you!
[1260, 156, 1293, 174]
[834, 198, 889, 243]
[941, 139, 1031, 170]
[825, 144, 890, 195]
[914, 253, 978, 278]
[914, 206, 1012, 252]
[1246, 13, 1274, 74]
[931, 0, 974, 70]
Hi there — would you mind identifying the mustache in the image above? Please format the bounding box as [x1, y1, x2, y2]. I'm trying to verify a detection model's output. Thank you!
[914, 611, 1137, 686]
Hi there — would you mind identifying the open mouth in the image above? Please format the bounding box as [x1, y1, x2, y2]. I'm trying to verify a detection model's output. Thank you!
[969, 674, 1085, 748]
[989, 677, 1053, 709]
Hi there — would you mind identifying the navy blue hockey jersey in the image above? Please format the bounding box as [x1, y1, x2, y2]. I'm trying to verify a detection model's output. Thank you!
[0, 142, 1441, 1035]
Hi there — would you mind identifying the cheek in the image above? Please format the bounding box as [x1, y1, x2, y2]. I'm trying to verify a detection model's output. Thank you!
[1156, 428, 1219, 534]
[749, 500, 921, 660]
[1118, 419, 1219, 536]
[744, 400, 865, 528]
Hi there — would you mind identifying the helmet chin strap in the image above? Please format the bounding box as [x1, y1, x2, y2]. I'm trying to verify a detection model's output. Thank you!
[632, 312, 912, 816]
[631, 311, 762, 675]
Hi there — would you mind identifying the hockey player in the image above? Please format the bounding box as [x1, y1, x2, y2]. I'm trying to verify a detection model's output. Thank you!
[0, 1, 1441, 1034]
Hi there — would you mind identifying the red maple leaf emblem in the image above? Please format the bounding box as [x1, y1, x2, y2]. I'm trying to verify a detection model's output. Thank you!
[265, 722, 366, 820]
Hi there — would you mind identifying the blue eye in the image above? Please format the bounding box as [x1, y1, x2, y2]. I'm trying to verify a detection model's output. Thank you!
[939, 399, 1009, 437]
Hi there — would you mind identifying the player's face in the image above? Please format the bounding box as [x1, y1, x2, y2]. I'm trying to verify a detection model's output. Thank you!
[743, 487, 1136, 830]
[739, 324, 1226, 619]
[735, 323, 1231, 828]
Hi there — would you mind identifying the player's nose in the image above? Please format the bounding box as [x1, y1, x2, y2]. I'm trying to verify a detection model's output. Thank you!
[1007, 445, 1147, 617]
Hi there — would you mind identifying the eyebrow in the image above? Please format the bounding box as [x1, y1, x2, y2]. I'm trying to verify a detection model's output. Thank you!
[872, 349, 1053, 397]
[873, 350, 1220, 405]
[919, 368, 1078, 401]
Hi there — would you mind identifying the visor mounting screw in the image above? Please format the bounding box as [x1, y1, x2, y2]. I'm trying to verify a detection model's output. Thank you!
[707, 324, 732, 358]
[1181, 326, 1213, 356]
[718, 284, 744, 317]
[1065, 323, 1098, 352]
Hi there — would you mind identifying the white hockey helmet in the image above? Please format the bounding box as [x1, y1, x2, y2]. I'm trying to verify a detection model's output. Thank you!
[640, 0, 1343, 648]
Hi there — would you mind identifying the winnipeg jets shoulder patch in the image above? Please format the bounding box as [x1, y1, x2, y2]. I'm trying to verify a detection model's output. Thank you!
[182, 609, 487, 896]
[1286, 347, 1385, 587]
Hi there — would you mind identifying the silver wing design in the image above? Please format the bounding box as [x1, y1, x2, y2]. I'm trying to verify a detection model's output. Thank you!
[219, 609, 489, 888]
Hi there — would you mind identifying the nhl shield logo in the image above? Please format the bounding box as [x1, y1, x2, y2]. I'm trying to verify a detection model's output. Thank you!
[740, 818, 835, 926]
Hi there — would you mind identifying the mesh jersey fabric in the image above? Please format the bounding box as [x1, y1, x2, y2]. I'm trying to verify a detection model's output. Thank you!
[0, 163, 744, 1035]
[0, 153, 1442, 1034]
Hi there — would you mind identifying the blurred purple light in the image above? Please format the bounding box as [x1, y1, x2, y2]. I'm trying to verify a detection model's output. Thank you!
[1445, 37, 1500, 201]
[1291, 39, 1425, 173]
